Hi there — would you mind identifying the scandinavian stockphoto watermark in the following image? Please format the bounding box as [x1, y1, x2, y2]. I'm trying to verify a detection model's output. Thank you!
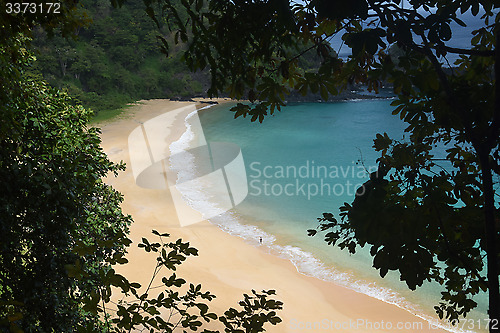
[248, 161, 377, 200]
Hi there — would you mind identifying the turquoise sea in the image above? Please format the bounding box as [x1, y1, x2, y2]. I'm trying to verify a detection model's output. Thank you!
[175, 100, 488, 332]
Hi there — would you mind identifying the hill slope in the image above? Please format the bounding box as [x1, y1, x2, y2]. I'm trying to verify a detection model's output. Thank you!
[31, 0, 207, 114]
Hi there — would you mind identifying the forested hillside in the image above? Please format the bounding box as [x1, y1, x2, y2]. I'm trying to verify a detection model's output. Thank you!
[31, 0, 207, 114]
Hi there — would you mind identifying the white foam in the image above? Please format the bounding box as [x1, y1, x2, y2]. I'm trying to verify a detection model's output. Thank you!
[168, 107, 477, 333]
[169, 105, 230, 219]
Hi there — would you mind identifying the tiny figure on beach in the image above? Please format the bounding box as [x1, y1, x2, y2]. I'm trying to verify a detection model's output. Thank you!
[259, 237, 262, 244]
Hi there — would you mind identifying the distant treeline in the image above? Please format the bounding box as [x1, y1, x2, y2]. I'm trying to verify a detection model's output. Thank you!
[31, 0, 208, 113]
[30, 0, 331, 114]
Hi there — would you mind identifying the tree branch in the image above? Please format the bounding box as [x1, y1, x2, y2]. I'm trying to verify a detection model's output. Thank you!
[440, 46, 495, 57]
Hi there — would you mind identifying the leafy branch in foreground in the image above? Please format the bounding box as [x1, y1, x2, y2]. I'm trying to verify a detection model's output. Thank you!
[96, 231, 283, 333]
[0, 35, 132, 332]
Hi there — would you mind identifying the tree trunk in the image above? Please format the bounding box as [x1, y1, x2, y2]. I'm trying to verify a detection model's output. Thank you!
[486, 24, 500, 332]
[60, 59, 66, 78]
[479, 150, 500, 332]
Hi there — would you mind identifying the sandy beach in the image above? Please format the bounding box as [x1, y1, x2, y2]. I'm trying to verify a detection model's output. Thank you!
[99, 99, 450, 332]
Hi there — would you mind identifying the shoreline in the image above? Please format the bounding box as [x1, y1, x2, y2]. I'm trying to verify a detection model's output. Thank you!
[100, 99, 453, 332]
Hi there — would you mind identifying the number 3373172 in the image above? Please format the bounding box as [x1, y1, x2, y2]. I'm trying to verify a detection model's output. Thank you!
[5, 3, 61, 14]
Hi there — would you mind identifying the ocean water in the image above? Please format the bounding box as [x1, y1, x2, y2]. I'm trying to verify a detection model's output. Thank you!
[172, 100, 489, 332]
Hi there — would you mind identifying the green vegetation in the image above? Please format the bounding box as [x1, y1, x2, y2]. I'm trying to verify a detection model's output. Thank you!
[30, 0, 209, 119]
[89, 104, 131, 124]
[150, 0, 500, 330]
[0, 33, 132, 331]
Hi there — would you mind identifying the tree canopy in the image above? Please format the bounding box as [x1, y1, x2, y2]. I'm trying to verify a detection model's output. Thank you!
[0, 33, 133, 331]
[149, 0, 500, 329]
